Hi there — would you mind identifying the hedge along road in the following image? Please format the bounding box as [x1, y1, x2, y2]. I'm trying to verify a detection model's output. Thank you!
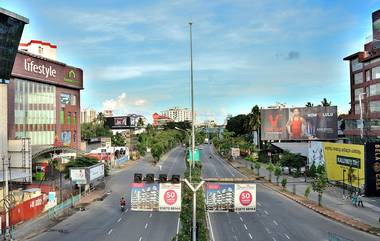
[201, 144, 379, 241]
[29, 147, 186, 241]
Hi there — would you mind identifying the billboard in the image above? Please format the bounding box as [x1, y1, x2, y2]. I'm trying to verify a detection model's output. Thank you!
[70, 168, 87, 184]
[89, 163, 104, 181]
[364, 143, 380, 196]
[205, 183, 256, 212]
[260, 106, 337, 140]
[131, 183, 160, 211]
[309, 142, 365, 188]
[372, 9, 380, 50]
[159, 183, 182, 212]
[0, 8, 28, 81]
[105, 116, 135, 129]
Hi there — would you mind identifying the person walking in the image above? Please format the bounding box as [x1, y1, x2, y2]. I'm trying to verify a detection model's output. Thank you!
[357, 193, 364, 208]
[351, 193, 357, 207]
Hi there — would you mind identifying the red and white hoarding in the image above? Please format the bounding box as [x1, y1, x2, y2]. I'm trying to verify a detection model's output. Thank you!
[234, 183, 256, 212]
[159, 183, 181, 212]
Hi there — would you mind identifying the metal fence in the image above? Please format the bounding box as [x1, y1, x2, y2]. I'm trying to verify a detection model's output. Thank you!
[48, 195, 80, 219]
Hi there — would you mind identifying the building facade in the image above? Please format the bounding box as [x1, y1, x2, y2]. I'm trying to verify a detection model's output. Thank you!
[344, 9, 380, 142]
[19, 40, 57, 60]
[8, 49, 83, 149]
[161, 107, 192, 122]
[81, 108, 96, 123]
[152, 113, 173, 128]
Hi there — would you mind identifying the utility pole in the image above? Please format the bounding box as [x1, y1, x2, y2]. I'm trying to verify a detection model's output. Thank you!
[189, 22, 195, 169]
[184, 179, 204, 241]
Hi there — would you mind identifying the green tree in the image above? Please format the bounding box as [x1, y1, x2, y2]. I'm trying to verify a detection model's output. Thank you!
[321, 98, 331, 107]
[96, 112, 106, 124]
[266, 163, 274, 182]
[226, 114, 249, 136]
[274, 165, 282, 185]
[304, 185, 311, 199]
[151, 143, 164, 162]
[245, 105, 261, 141]
[137, 117, 145, 127]
[255, 161, 261, 176]
[309, 163, 317, 178]
[311, 172, 328, 206]
[112, 132, 126, 146]
[281, 178, 288, 190]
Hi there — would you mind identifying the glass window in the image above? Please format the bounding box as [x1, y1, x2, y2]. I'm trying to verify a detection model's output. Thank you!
[354, 72, 363, 84]
[370, 100, 380, 113]
[372, 66, 380, 80]
[366, 70, 371, 81]
[73, 112, 77, 124]
[68, 112, 71, 125]
[71, 95, 76, 106]
[369, 83, 380, 96]
[355, 104, 361, 114]
[354, 88, 364, 100]
[351, 58, 363, 72]
[60, 109, 65, 124]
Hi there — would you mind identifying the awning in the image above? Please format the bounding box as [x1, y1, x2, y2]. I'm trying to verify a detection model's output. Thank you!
[271, 142, 309, 157]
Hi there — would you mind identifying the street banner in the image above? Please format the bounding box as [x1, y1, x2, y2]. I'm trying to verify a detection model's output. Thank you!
[131, 183, 160, 211]
[260, 106, 337, 141]
[159, 183, 182, 212]
[206, 183, 235, 211]
[234, 183, 256, 212]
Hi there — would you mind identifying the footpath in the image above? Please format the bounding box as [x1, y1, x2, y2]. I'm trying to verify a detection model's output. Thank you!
[13, 157, 139, 241]
[228, 157, 380, 236]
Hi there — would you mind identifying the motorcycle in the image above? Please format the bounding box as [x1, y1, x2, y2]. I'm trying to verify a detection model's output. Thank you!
[120, 204, 125, 212]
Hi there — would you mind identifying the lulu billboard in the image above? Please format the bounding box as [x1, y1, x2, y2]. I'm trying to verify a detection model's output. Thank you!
[364, 143, 380, 196]
[261, 106, 337, 141]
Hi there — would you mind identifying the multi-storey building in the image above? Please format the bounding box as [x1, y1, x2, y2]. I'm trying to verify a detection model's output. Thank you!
[344, 9, 380, 143]
[161, 107, 192, 122]
[81, 108, 96, 123]
[7, 41, 83, 149]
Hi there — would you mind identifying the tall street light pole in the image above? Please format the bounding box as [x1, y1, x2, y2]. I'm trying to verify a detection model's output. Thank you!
[189, 22, 195, 169]
[174, 127, 191, 181]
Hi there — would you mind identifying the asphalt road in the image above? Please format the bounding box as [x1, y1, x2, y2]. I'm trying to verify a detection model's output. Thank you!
[29, 146, 186, 241]
[201, 144, 379, 241]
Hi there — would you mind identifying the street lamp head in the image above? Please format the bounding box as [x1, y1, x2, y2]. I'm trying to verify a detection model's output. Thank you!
[189, 21, 193, 25]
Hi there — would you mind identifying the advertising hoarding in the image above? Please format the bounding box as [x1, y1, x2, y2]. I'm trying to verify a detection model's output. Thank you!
[205, 183, 256, 212]
[234, 183, 256, 212]
[0, 8, 28, 81]
[308, 141, 324, 167]
[364, 143, 380, 196]
[131, 183, 160, 211]
[260, 106, 337, 141]
[70, 168, 87, 184]
[231, 148, 240, 158]
[89, 163, 104, 181]
[159, 183, 182, 212]
[372, 9, 380, 50]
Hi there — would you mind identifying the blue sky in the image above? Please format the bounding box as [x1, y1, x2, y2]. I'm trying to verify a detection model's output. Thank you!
[2, 0, 380, 124]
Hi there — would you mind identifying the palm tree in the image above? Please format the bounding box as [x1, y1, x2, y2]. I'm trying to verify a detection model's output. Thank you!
[96, 112, 106, 124]
[246, 105, 260, 142]
[305, 102, 314, 107]
[137, 117, 145, 127]
[321, 98, 331, 107]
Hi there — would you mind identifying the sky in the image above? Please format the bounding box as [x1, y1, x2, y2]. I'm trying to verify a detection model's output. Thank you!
[2, 0, 380, 124]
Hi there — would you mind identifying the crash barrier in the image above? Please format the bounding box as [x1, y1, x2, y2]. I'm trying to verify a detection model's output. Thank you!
[48, 194, 80, 219]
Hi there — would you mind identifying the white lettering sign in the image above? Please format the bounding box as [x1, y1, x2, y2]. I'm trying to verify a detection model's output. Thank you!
[24, 59, 57, 78]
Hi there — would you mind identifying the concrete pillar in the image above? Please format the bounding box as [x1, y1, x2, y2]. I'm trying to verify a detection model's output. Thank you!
[0, 83, 8, 164]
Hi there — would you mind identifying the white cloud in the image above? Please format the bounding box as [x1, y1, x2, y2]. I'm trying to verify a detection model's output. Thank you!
[134, 99, 147, 106]
[102, 92, 127, 111]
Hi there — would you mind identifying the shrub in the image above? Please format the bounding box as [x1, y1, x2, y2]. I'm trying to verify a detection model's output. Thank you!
[281, 178, 288, 190]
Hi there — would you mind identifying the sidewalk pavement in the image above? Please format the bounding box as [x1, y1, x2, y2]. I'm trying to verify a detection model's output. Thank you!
[14, 156, 139, 241]
[234, 158, 380, 228]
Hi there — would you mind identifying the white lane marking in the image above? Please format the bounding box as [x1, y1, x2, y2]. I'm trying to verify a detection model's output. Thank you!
[244, 224, 248, 230]
[272, 237, 277, 241]
[207, 212, 215, 241]
[249, 233, 253, 239]
[264, 210, 269, 215]
[117, 217, 122, 223]
[240, 217, 243, 222]
[273, 220, 278, 226]
[284, 234, 290, 239]
[145, 223, 148, 229]
[139, 237, 142, 241]
[149, 213, 152, 218]
[265, 227, 271, 234]
[107, 229, 113, 235]
[231, 227, 235, 233]
[257, 202, 262, 206]
[176, 217, 180, 241]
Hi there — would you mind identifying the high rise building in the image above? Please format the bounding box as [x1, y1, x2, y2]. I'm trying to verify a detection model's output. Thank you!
[161, 107, 192, 122]
[19, 40, 57, 60]
[343, 9, 380, 143]
[81, 108, 97, 123]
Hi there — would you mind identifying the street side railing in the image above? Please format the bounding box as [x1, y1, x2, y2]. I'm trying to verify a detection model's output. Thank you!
[48, 195, 80, 219]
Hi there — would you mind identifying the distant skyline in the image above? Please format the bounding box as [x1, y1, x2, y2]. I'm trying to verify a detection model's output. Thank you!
[2, 0, 380, 124]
